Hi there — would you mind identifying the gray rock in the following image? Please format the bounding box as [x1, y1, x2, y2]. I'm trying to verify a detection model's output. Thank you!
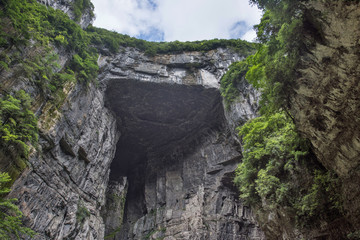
[7, 46, 263, 239]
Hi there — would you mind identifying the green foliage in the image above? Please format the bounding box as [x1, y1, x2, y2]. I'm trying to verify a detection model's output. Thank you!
[72, 0, 94, 22]
[70, 52, 99, 84]
[86, 25, 256, 56]
[220, 60, 249, 108]
[245, 0, 304, 114]
[0, 172, 36, 239]
[23, 52, 60, 93]
[234, 112, 307, 205]
[0, 0, 98, 89]
[295, 170, 342, 225]
[76, 201, 90, 225]
[230, 0, 347, 232]
[1, 0, 254, 97]
[0, 91, 38, 183]
[234, 111, 342, 226]
[348, 230, 360, 240]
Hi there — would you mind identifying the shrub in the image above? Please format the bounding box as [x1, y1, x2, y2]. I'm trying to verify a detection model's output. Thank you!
[234, 111, 341, 226]
[0, 91, 38, 182]
[220, 60, 249, 108]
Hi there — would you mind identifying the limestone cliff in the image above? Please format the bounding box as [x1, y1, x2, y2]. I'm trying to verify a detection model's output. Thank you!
[3, 0, 359, 239]
[2, 32, 263, 239]
[248, 0, 360, 239]
[293, 0, 360, 233]
[1, 1, 264, 238]
[99, 48, 262, 239]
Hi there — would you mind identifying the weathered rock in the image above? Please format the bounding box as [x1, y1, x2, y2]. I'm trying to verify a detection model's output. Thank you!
[101, 48, 262, 239]
[8, 83, 119, 239]
[292, 0, 360, 231]
[101, 178, 128, 238]
[4, 43, 262, 239]
[99, 47, 243, 89]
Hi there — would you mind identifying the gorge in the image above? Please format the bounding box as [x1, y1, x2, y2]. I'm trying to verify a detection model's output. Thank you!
[0, 0, 360, 239]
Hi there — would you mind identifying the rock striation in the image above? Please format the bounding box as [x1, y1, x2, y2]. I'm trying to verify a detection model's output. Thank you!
[4, 0, 360, 239]
[292, 0, 360, 231]
[8, 82, 119, 239]
[4, 43, 262, 239]
[100, 48, 262, 239]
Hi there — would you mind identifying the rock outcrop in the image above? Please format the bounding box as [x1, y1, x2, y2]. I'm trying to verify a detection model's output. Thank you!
[292, 0, 360, 231]
[100, 48, 262, 239]
[3, 42, 262, 239]
[8, 82, 119, 239]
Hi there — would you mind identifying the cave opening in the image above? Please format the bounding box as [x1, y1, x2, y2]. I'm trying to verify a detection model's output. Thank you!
[104, 79, 226, 237]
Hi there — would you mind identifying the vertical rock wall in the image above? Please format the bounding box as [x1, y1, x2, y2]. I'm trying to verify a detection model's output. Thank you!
[8, 83, 119, 239]
[2, 42, 263, 239]
[292, 0, 360, 231]
[117, 132, 264, 240]
[100, 48, 263, 239]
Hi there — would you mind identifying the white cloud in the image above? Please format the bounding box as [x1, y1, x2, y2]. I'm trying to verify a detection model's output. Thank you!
[92, 0, 160, 36]
[91, 0, 262, 42]
[241, 29, 257, 42]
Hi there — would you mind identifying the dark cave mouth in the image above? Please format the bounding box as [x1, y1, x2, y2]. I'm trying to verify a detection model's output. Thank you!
[104, 78, 226, 232]
[105, 79, 226, 180]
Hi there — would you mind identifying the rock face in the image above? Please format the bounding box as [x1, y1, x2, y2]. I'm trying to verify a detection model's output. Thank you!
[5, 0, 360, 239]
[4, 45, 262, 239]
[8, 83, 119, 239]
[100, 48, 262, 239]
[292, 0, 360, 230]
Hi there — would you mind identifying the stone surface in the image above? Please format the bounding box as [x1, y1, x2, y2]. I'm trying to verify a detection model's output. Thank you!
[2, 44, 262, 239]
[116, 131, 263, 240]
[100, 48, 262, 239]
[101, 178, 128, 238]
[4, 1, 360, 239]
[8, 83, 119, 239]
[291, 0, 360, 231]
[98, 47, 243, 88]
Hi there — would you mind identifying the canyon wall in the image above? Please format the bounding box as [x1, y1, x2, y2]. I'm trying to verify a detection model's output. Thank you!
[4, 0, 360, 239]
[4, 42, 263, 239]
[292, 0, 360, 232]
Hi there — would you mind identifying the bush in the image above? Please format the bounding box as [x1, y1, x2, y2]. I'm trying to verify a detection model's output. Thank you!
[234, 111, 341, 226]
[71, 0, 94, 22]
[220, 60, 249, 108]
[0, 91, 38, 183]
[85, 25, 256, 56]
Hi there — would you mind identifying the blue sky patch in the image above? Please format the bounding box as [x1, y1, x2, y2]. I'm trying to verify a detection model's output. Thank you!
[137, 27, 165, 42]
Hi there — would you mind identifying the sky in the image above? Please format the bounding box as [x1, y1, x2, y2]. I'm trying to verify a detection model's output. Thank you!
[91, 0, 263, 42]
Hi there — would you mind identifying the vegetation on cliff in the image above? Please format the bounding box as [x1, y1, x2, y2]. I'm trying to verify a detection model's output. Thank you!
[0, 91, 38, 184]
[0, 172, 36, 239]
[72, 0, 94, 22]
[225, 0, 349, 237]
[0, 0, 256, 168]
[0, 0, 254, 96]
[234, 112, 341, 227]
[86, 25, 255, 56]
[220, 60, 249, 108]
[0, 0, 257, 237]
